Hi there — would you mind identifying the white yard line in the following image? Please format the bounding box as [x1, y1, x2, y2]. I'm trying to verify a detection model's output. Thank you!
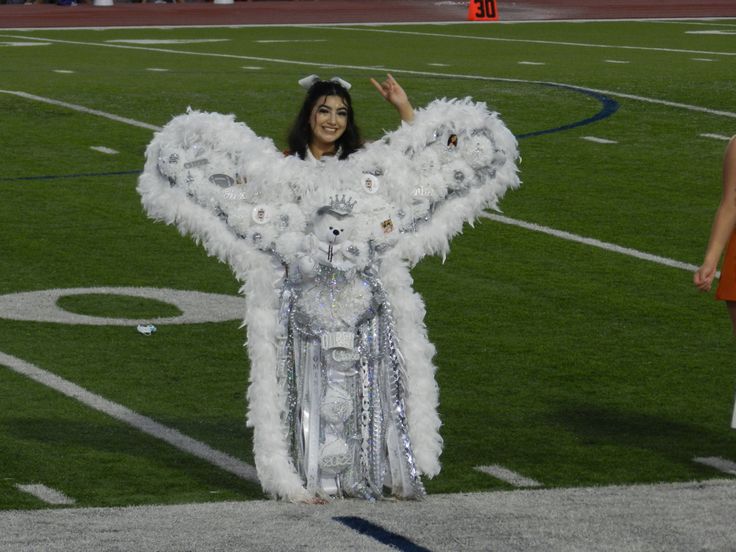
[475, 465, 542, 488]
[656, 20, 736, 28]
[106, 39, 230, 45]
[496, 18, 736, 25]
[1, 33, 733, 121]
[255, 39, 327, 43]
[577, 88, 736, 119]
[90, 146, 119, 154]
[0, 351, 259, 483]
[686, 30, 736, 35]
[700, 133, 732, 141]
[15, 484, 75, 506]
[693, 457, 736, 476]
[483, 213, 700, 273]
[582, 136, 617, 144]
[0, 90, 161, 131]
[0, 41, 50, 47]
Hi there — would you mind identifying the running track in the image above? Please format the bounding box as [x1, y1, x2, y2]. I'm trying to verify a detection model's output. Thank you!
[1, 0, 736, 29]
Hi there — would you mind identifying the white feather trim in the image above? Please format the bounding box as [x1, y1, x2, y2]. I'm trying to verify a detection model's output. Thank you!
[137, 98, 520, 498]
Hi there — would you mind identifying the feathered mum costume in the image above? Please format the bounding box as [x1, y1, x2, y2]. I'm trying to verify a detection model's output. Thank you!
[138, 98, 519, 501]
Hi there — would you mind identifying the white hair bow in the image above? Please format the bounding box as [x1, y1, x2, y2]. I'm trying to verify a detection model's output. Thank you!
[298, 74, 352, 91]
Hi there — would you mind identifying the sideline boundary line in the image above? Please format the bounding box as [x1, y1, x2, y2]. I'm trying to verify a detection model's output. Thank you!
[314, 25, 736, 57]
[0, 350, 260, 483]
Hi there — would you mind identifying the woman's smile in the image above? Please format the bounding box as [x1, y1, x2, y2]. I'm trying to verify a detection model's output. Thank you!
[309, 95, 348, 154]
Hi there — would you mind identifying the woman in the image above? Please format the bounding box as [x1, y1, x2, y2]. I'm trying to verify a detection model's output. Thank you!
[694, 136, 736, 333]
[287, 73, 414, 161]
[138, 74, 519, 502]
[279, 74, 429, 503]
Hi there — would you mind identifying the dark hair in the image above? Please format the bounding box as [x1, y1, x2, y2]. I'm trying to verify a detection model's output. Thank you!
[287, 80, 363, 160]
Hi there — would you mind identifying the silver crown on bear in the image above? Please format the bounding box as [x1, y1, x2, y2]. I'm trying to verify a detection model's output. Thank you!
[328, 194, 357, 216]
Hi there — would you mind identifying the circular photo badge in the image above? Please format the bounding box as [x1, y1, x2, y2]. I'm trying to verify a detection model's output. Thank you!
[361, 173, 380, 194]
[251, 204, 272, 224]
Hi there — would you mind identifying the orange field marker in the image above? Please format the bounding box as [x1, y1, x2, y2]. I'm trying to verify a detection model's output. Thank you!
[467, 0, 499, 21]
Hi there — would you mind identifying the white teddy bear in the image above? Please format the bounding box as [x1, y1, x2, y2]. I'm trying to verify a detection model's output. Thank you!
[298, 197, 363, 277]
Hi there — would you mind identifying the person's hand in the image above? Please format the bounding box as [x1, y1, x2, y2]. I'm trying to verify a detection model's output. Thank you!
[370, 74, 414, 122]
[694, 261, 717, 292]
[371, 73, 408, 106]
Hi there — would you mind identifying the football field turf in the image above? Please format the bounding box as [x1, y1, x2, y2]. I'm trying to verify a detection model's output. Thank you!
[1, 19, 735, 510]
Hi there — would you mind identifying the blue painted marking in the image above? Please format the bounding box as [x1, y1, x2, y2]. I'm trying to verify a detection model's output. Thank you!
[3, 86, 618, 182]
[334, 516, 432, 552]
[517, 83, 619, 140]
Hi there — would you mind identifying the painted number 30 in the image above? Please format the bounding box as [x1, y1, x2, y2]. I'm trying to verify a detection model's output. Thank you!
[473, 0, 497, 18]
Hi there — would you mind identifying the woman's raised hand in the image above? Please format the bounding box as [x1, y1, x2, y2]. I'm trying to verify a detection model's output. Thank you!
[370, 73, 414, 123]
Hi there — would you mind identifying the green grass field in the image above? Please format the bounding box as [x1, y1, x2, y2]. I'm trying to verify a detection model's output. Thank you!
[1, 19, 735, 509]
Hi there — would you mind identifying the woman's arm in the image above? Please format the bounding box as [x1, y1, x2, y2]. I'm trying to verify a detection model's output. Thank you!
[694, 136, 736, 291]
[370, 73, 414, 123]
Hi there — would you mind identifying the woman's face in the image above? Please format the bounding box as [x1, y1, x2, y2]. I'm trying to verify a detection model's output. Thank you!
[309, 95, 348, 150]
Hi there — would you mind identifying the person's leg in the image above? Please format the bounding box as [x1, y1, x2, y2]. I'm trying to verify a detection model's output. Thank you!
[728, 303, 736, 429]
[727, 301, 736, 335]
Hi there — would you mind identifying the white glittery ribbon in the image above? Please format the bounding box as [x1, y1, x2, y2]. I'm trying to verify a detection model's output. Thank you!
[298, 74, 353, 91]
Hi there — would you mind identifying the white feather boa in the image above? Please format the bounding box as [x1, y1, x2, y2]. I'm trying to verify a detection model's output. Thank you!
[137, 99, 519, 499]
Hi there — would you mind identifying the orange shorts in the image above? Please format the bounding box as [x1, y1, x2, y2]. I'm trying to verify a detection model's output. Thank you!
[716, 231, 736, 301]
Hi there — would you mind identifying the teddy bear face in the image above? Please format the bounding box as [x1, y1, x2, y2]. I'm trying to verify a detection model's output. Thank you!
[312, 210, 352, 246]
